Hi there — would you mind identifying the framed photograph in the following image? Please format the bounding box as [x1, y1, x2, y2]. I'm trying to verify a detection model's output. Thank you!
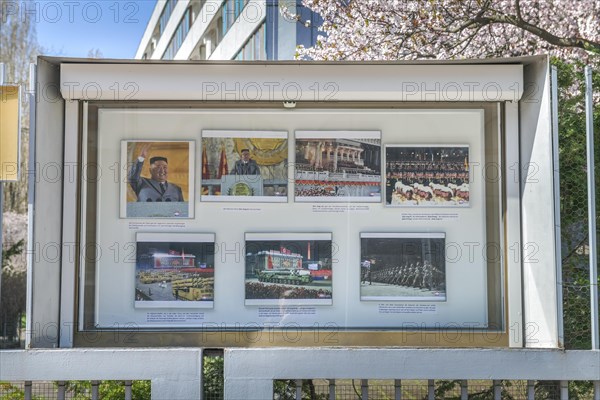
[295, 131, 382, 202]
[360, 233, 446, 301]
[201, 130, 288, 202]
[134, 232, 216, 308]
[120, 140, 195, 218]
[385, 145, 470, 207]
[245, 233, 333, 305]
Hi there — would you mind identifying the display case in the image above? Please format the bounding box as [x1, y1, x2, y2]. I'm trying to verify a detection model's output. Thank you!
[28, 59, 561, 349]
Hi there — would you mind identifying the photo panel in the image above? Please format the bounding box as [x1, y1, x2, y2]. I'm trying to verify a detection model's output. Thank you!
[385, 145, 470, 207]
[360, 233, 446, 301]
[245, 233, 333, 305]
[295, 131, 382, 202]
[135, 232, 216, 309]
[201, 130, 288, 202]
[120, 140, 195, 218]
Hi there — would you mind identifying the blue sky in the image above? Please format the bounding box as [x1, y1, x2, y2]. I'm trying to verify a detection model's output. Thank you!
[35, 0, 157, 59]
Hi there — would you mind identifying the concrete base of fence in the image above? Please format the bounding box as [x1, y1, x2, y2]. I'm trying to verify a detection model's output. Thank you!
[0, 348, 202, 400]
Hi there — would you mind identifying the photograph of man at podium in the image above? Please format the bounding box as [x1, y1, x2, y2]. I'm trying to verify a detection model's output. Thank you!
[120, 140, 195, 218]
[201, 131, 288, 202]
[231, 149, 260, 175]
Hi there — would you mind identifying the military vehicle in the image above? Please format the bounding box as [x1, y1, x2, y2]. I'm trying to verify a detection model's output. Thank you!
[255, 268, 313, 285]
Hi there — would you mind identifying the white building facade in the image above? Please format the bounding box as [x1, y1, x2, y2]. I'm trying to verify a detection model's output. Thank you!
[135, 0, 321, 61]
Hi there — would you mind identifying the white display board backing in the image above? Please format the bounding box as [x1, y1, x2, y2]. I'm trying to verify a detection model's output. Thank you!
[92, 108, 487, 329]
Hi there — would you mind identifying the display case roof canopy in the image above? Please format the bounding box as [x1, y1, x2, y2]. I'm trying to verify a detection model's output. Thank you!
[54, 57, 536, 102]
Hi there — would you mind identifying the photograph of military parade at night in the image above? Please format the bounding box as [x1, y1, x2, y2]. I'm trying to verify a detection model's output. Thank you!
[385, 145, 470, 206]
[135, 233, 215, 308]
[360, 233, 446, 301]
[245, 233, 333, 305]
[295, 131, 382, 202]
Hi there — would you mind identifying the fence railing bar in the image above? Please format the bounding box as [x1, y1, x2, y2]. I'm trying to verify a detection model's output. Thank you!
[295, 379, 302, 400]
[57, 381, 66, 400]
[427, 379, 435, 400]
[527, 380, 535, 400]
[394, 379, 402, 400]
[460, 379, 468, 400]
[361, 379, 368, 400]
[560, 380, 569, 400]
[24, 381, 32, 400]
[91, 380, 99, 400]
[493, 380, 502, 399]
[329, 379, 335, 400]
[594, 380, 600, 400]
[124, 380, 132, 400]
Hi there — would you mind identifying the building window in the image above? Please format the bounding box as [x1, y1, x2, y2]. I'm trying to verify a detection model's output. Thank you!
[221, 0, 248, 38]
[158, 0, 176, 36]
[163, 7, 192, 60]
[233, 22, 266, 60]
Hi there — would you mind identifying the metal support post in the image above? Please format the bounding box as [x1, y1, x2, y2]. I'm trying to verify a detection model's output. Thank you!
[0, 62, 5, 316]
[124, 381, 132, 400]
[295, 379, 302, 400]
[328, 379, 335, 400]
[460, 380, 468, 400]
[24, 381, 32, 400]
[493, 380, 502, 399]
[585, 65, 598, 350]
[551, 65, 565, 346]
[560, 380, 569, 400]
[91, 381, 100, 400]
[527, 380, 535, 399]
[361, 379, 369, 400]
[57, 381, 66, 400]
[427, 379, 435, 400]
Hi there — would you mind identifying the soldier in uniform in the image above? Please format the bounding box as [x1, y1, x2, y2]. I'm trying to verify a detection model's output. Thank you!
[385, 172, 397, 204]
[128, 143, 184, 202]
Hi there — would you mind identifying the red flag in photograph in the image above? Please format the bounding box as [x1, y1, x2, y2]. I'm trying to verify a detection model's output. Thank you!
[202, 147, 210, 179]
[217, 145, 228, 178]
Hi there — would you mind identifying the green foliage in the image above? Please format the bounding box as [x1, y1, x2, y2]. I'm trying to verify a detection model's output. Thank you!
[554, 57, 600, 351]
[62, 380, 151, 400]
[203, 356, 224, 399]
[553, 58, 599, 400]
[273, 379, 328, 400]
[1, 240, 27, 344]
[1, 240, 24, 268]
[0, 382, 43, 400]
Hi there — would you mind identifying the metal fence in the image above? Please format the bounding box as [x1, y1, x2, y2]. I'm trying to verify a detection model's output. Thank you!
[0, 381, 148, 400]
[272, 379, 580, 400]
[556, 63, 599, 352]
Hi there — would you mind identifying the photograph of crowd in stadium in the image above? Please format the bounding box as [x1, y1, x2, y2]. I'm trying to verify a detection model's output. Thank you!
[201, 130, 288, 202]
[385, 145, 470, 207]
[295, 131, 382, 202]
[360, 233, 446, 301]
[245, 233, 333, 305]
[134, 233, 215, 308]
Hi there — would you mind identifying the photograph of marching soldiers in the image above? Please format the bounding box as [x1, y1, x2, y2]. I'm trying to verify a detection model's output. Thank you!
[360, 233, 446, 301]
[135, 233, 215, 308]
[385, 145, 470, 207]
[295, 131, 382, 202]
[245, 233, 333, 305]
